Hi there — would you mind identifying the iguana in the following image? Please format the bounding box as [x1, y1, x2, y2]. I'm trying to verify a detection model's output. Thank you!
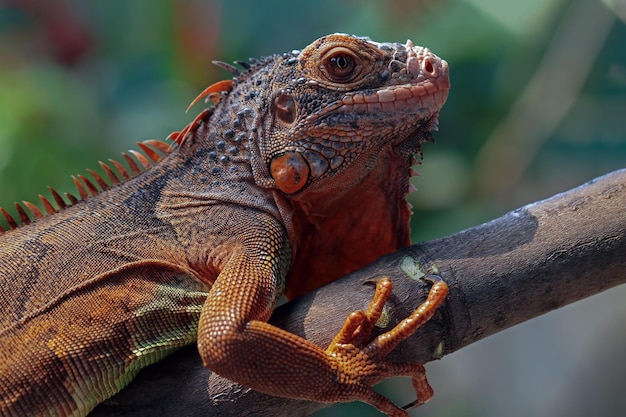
[0, 33, 450, 417]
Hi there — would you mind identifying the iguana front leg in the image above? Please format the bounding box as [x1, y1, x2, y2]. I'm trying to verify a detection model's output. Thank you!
[197, 228, 448, 416]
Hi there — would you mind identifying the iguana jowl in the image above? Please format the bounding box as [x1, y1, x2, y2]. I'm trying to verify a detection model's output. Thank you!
[0, 34, 450, 416]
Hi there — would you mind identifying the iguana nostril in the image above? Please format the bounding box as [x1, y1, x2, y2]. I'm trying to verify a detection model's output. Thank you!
[422, 57, 438, 78]
[422, 58, 437, 77]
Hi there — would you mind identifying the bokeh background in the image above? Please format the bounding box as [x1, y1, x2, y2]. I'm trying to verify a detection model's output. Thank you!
[1, 0, 625, 416]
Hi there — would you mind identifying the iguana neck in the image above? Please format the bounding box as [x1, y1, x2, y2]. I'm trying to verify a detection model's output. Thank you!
[277, 136, 422, 300]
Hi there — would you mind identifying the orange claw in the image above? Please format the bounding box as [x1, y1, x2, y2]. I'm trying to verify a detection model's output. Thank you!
[186, 79, 234, 112]
[325, 276, 448, 416]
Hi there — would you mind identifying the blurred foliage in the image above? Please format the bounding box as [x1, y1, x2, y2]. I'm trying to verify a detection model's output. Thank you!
[0, 0, 624, 416]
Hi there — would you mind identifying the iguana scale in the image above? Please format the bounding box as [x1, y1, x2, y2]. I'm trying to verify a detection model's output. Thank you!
[0, 34, 450, 416]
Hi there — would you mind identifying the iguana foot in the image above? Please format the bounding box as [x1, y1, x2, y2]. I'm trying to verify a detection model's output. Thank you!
[325, 276, 448, 416]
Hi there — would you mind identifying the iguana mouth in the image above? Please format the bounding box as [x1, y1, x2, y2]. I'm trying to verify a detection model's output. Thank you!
[339, 82, 449, 114]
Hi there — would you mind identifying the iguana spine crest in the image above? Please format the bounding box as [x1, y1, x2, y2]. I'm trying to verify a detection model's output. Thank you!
[0, 140, 172, 233]
[0, 78, 239, 234]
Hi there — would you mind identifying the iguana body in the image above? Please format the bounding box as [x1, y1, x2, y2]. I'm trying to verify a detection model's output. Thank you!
[0, 34, 450, 416]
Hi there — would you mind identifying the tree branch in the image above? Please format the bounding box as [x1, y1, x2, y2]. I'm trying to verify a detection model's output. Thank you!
[92, 169, 626, 417]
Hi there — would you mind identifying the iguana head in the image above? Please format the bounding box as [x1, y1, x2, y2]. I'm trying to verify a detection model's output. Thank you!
[238, 33, 450, 298]
[249, 33, 449, 196]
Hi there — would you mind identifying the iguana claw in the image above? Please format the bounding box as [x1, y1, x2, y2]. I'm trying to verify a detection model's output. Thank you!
[325, 276, 448, 416]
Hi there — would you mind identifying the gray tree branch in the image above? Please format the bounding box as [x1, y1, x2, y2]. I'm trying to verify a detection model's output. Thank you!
[92, 168, 626, 417]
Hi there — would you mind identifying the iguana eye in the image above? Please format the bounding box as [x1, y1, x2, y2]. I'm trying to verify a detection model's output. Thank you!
[321, 48, 360, 83]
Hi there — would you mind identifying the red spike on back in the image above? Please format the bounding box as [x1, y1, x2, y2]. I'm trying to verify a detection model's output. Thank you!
[1, 207, 19, 229]
[15, 203, 30, 225]
[39, 195, 56, 214]
[110, 158, 131, 181]
[167, 131, 183, 144]
[99, 161, 120, 186]
[49, 187, 67, 209]
[186, 79, 233, 112]
[128, 150, 151, 170]
[23, 201, 44, 219]
[172, 108, 215, 147]
[122, 153, 142, 176]
[177, 124, 193, 145]
[1, 99, 192, 232]
[87, 168, 109, 191]
[142, 139, 173, 154]
[72, 176, 89, 200]
[136, 142, 162, 163]
[65, 193, 79, 205]
[78, 175, 99, 196]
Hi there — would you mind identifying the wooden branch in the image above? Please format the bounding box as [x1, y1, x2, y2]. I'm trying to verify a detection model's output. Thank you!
[92, 168, 626, 417]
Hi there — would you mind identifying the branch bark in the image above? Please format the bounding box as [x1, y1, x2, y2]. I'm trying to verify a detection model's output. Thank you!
[92, 168, 626, 417]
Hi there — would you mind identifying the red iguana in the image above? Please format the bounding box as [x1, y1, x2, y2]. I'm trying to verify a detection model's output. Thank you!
[0, 33, 450, 416]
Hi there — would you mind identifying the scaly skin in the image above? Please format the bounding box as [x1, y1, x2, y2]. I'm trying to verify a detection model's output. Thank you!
[0, 34, 450, 416]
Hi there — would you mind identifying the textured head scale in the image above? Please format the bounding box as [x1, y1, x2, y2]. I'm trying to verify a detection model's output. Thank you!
[247, 33, 450, 199]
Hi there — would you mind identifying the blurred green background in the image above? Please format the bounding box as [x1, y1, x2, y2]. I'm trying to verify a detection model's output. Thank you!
[0, 0, 625, 416]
